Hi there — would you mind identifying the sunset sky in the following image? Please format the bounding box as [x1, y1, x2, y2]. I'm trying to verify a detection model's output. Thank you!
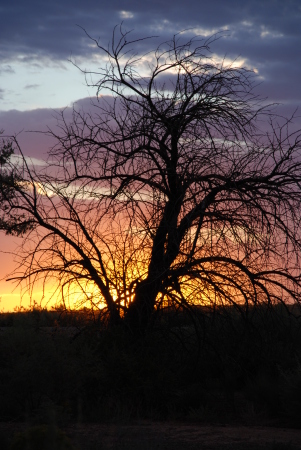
[1, 0, 301, 311]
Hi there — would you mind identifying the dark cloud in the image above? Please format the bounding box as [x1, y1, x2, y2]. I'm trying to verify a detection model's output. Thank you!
[0, 91, 299, 164]
[0, 0, 300, 120]
[1, 1, 300, 61]
[0, 97, 106, 159]
[0, 107, 59, 158]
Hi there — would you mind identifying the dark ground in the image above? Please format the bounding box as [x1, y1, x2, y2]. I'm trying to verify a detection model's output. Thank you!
[1, 421, 301, 449]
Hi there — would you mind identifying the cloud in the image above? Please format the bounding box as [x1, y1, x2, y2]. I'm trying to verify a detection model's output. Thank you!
[0, 107, 59, 159]
[1, 1, 300, 61]
[119, 11, 134, 19]
[0, 65, 15, 74]
[24, 84, 40, 90]
[0, 1, 300, 124]
[0, 96, 112, 159]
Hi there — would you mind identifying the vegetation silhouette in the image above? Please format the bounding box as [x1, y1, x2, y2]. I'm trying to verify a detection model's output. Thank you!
[1, 304, 301, 432]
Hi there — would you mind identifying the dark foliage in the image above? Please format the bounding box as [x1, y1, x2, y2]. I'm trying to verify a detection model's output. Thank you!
[1, 305, 301, 428]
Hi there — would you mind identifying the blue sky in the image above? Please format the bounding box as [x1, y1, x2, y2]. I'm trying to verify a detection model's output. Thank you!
[1, 0, 301, 310]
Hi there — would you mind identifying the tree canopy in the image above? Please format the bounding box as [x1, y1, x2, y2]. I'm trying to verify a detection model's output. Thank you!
[1, 28, 301, 333]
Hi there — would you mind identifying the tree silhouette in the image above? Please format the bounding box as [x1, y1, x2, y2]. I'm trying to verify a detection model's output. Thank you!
[1, 28, 301, 333]
[0, 135, 34, 236]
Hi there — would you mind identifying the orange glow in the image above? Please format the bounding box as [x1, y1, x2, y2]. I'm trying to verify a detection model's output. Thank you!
[0, 280, 58, 312]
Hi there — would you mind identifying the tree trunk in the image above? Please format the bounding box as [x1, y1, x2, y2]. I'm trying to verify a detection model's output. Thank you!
[124, 278, 160, 334]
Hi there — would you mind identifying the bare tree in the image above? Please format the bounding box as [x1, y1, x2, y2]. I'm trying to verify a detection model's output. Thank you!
[1, 28, 301, 333]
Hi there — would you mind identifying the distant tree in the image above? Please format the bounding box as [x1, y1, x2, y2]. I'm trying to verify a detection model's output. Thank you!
[0, 134, 33, 235]
[1, 28, 301, 333]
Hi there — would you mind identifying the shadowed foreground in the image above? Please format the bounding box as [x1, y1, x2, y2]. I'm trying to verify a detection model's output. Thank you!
[1, 421, 301, 449]
[1, 305, 301, 449]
